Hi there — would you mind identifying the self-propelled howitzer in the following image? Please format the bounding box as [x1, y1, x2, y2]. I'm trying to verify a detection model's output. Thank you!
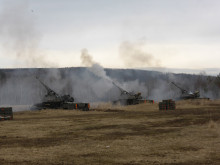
[112, 81, 150, 105]
[171, 82, 200, 99]
[33, 77, 89, 110]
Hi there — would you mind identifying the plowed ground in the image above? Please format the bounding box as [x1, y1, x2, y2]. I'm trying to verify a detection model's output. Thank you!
[0, 100, 220, 165]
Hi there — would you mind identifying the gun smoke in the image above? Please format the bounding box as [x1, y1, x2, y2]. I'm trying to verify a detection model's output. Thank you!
[80, 48, 149, 99]
[0, 2, 219, 110]
[0, 0, 55, 67]
[119, 41, 161, 68]
[81, 48, 112, 82]
[0, 68, 219, 111]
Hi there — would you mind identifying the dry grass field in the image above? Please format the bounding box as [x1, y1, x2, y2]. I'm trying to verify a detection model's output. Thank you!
[0, 100, 220, 165]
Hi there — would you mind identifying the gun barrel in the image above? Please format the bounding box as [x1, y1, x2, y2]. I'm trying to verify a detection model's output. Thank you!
[112, 81, 132, 96]
[171, 82, 187, 94]
[35, 77, 59, 96]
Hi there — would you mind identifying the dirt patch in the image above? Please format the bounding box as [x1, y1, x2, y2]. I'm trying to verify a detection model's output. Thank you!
[84, 124, 121, 130]
[0, 159, 33, 165]
[0, 101, 220, 165]
[104, 109, 125, 113]
[95, 127, 179, 141]
[0, 136, 65, 148]
[171, 145, 201, 152]
[79, 153, 102, 158]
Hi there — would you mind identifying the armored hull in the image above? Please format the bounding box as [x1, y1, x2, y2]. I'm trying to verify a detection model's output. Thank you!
[34, 77, 90, 111]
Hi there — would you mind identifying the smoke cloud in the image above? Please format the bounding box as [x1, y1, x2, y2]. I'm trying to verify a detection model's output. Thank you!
[80, 49, 150, 101]
[0, 0, 56, 67]
[81, 49, 94, 67]
[80, 48, 112, 82]
[119, 41, 161, 67]
[0, 68, 219, 111]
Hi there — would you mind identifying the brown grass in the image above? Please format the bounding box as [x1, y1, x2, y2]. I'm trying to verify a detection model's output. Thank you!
[0, 100, 220, 165]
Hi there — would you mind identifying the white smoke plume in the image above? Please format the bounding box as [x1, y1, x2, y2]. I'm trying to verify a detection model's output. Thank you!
[80, 48, 112, 82]
[0, 0, 56, 67]
[119, 41, 161, 67]
[81, 49, 94, 67]
[80, 49, 149, 100]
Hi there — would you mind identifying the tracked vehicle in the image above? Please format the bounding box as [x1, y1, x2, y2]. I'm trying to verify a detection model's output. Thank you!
[171, 82, 200, 99]
[112, 82, 152, 105]
[33, 77, 90, 110]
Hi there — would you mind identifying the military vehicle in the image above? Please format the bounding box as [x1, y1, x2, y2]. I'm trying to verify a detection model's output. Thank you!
[171, 82, 200, 99]
[33, 77, 90, 110]
[112, 82, 152, 105]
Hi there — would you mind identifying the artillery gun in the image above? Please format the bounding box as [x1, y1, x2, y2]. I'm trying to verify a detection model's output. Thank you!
[33, 77, 90, 110]
[171, 82, 200, 99]
[112, 82, 149, 105]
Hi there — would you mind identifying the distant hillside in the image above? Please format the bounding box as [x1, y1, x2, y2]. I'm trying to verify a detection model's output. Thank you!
[0, 67, 219, 105]
[140, 67, 220, 76]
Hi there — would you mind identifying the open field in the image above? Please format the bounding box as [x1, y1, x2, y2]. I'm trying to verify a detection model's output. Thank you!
[0, 100, 220, 165]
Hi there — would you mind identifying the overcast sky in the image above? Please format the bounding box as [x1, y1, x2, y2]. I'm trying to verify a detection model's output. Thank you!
[0, 0, 220, 72]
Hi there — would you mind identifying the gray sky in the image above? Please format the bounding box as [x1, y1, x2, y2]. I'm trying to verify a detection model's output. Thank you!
[0, 0, 220, 72]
